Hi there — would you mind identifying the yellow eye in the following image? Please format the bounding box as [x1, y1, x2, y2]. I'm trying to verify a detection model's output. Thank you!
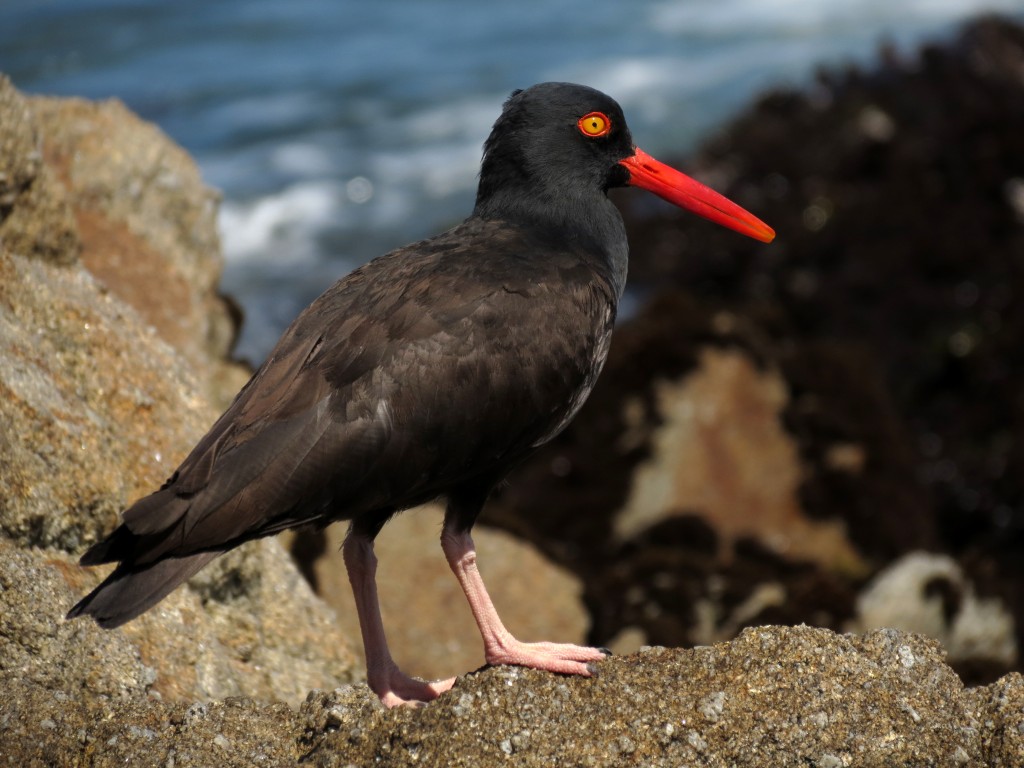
[578, 111, 611, 138]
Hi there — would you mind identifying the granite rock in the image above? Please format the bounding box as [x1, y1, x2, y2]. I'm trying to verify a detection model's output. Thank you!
[304, 626, 1024, 766]
[0, 75, 358, 709]
[4, 626, 1022, 766]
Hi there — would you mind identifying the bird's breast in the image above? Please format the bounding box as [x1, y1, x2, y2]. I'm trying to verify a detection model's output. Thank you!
[528, 302, 614, 448]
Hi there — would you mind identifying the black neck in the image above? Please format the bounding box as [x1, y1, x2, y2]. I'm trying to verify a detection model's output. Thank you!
[471, 186, 629, 301]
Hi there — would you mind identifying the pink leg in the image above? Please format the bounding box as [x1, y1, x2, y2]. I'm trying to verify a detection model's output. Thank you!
[342, 531, 455, 708]
[440, 524, 607, 675]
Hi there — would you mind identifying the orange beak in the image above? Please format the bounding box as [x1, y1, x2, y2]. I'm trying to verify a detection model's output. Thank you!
[619, 148, 775, 243]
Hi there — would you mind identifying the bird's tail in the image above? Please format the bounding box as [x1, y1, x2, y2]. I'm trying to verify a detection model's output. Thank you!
[66, 549, 221, 629]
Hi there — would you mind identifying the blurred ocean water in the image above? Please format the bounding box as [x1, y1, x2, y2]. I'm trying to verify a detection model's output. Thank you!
[4, 0, 1023, 361]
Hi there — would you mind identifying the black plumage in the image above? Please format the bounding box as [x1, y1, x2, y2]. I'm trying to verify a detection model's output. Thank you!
[68, 82, 773, 706]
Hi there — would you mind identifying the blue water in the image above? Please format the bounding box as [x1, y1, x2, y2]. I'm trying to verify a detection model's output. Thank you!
[4, 0, 1023, 361]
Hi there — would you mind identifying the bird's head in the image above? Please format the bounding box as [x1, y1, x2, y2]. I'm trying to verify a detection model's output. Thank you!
[475, 82, 774, 243]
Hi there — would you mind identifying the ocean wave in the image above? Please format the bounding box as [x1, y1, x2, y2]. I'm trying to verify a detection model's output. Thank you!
[10, 0, 1021, 360]
[219, 179, 345, 265]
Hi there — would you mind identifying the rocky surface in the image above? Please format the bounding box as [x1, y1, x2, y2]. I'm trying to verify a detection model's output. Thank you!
[28, 93, 247, 408]
[3, 626, 1023, 766]
[0, 73, 358, 710]
[302, 627, 1024, 768]
[847, 552, 1017, 674]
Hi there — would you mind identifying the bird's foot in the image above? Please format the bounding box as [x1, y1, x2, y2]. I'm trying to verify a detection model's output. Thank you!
[484, 637, 610, 676]
[372, 670, 457, 709]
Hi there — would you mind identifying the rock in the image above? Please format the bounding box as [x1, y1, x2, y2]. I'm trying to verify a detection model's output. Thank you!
[3, 626, 1022, 765]
[298, 626, 1024, 766]
[612, 346, 866, 577]
[116, 538, 358, 703]
[0, 74, 246, 553]
[0, 681, 305, 767]
[28, 92, 248, 407]
[0, 538, 357, 707]
[0, 76, 358, 706]
[0, 540, 155, 699]
[0, 243, 212, 552]
[847, 551, 1018, 676]
[0, 76, 79, 264]
[288, 504, 591, 682]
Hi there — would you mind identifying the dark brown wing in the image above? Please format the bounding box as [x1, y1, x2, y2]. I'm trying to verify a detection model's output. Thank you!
[70, 218, 617, 626]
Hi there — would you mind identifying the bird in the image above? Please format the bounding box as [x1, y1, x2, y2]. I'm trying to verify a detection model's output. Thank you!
[67, 82, 774, 707]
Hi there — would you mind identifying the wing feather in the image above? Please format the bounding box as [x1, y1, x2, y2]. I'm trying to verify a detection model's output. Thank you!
[79, 218, 616, 572]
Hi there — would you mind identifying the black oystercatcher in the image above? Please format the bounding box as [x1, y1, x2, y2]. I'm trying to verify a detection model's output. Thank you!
[68, 83, 774, 707]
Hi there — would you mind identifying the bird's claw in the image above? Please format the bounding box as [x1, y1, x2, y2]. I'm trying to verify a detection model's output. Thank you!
[484, 638, 609, 676]
[374, 672, 456, 709]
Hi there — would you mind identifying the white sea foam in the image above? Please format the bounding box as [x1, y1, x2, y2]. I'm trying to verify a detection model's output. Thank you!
[219, 179, 344, 265]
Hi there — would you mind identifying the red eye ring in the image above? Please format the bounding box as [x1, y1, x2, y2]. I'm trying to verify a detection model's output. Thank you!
[577, 111, 611, 138]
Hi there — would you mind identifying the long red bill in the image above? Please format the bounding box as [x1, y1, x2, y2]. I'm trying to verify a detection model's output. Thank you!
[619, 148, 775, 243]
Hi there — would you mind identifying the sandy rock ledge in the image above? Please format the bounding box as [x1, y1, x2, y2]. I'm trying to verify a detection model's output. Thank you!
[2, 626, 1022, 766]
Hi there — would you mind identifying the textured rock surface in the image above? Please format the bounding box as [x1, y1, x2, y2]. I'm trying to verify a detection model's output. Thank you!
[305, 627, 1018, 768]
[611, 346, 867, 577]
[3, 626, 1023, 766]
[27, 94, 247, 408]
[1, 684, 306, 768]
[0, 74, 358, 708]
[847, 552, 1018, 673]
[0, 76, 79, 264]
[0, 540, 155, 700]
[0, 74, 242, 553]
[0, 219, 212, 553]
